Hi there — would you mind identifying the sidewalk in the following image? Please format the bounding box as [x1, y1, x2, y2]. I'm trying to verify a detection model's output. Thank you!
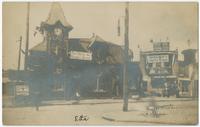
[3, 95, 195, 107]
[41, 97, 194, 106]
[102, 98, 198, 125]
[102, 111, 197, 125]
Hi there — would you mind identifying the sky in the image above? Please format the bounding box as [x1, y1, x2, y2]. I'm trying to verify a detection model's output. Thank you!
[3, 2, 198, 70]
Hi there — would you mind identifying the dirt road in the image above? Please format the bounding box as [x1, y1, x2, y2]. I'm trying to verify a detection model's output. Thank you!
[3, 97, 198, 125]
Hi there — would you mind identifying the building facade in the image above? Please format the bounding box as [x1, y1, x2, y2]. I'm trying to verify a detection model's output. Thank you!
[140, 41, 179, 95]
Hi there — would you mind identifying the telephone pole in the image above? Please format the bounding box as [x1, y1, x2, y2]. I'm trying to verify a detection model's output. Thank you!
[17, 36, 22, 71]
[24, 2, 30, 70]
[123, 2, 129, 112]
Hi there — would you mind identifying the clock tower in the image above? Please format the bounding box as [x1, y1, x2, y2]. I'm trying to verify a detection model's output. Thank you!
[39, 3, 73, 63]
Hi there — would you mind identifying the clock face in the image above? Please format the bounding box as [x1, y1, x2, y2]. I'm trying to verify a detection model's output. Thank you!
[54, 28, 62, 36]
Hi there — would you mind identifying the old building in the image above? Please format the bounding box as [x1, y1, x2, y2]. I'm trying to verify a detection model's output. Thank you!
[140, 41, 179, 95]
[178, 49, 198, 98]
[7, 3, 139, 103]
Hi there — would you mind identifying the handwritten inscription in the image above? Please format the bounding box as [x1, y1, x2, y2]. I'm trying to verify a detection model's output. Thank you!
[75, 115, 89, 121]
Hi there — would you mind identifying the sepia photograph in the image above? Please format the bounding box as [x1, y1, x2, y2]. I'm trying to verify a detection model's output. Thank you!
[2, 1, 199, 125]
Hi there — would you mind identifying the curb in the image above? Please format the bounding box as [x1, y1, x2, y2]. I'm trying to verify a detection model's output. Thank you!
[101, 115, 196, 125]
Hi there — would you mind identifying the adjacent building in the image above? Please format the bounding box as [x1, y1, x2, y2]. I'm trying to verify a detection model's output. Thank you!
[178, 49, 198, 98]
[140, 41, 179, 93]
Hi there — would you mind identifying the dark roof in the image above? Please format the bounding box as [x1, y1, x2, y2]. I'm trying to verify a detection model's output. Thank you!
[121, 46, 133, 57]
[88, 35, 124, 64]
[30, 38, 92, 52]
[41, 3, 73, 31]
[79, 38, 91, 51]
[31, 34, 122, 52]
[30, 35, 125, 64]
[107, 45, 124, 64]
[68, 38, 91, 52]
[92, 35, 106, 42]
[89, 35, 120, 48]
[181, 49, 197, 55]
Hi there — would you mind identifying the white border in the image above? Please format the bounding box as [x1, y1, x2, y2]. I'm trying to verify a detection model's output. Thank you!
[1, 1, 199, 127]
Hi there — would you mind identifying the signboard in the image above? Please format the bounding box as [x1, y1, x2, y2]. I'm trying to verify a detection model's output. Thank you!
[153, 75, 177, 78]
[16, 84, 29, 96]
[69, 51, 92, 61]
[153, 42, 169, 51]
[147, 55, 169, 63]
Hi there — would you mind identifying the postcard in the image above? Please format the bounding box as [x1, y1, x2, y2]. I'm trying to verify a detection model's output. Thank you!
[2, 2, 198, 125]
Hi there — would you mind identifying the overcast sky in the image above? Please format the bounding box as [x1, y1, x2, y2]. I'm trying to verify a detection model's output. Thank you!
[3, 2, 198, 70]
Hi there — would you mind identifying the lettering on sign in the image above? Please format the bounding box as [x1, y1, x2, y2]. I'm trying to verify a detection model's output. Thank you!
[69, 51, 92, 61]
[147, 55, 169, 63]
[153, 42, 169, 51]
[16, 85, 29, 96]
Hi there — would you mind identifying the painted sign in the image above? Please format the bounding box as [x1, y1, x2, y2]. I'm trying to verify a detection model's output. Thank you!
[69, 51, 92, 61]
[147, 55, 169, 63]
[16, 85, 29, 96]
[153, 42, 169, 51]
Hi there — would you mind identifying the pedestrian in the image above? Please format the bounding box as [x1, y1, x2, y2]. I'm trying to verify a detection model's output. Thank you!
[115, 75, 120, 96]
[73, 73, 81, 102]
[111, 75, 116, 97]
[34, 91, 40, 111]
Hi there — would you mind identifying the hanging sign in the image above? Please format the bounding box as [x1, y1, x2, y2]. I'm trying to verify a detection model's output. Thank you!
[16, 84, 29, 96]
[147, 55, 169, 63]
[69, 51, 92, 61]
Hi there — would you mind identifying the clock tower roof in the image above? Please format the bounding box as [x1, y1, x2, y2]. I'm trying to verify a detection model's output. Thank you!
[41, 3, 73, 31]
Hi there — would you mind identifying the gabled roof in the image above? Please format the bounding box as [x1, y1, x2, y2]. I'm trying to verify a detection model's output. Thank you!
[42, 3, 73, 31]
[87, 34, 125, 64]
[79, 38, 91, 51]
[68, 38, 91, 52]
[29, 36, 125, 64]
[92, 35, 106, 42]
[30, 38, 92, 52]
[89, 34, 119, 48]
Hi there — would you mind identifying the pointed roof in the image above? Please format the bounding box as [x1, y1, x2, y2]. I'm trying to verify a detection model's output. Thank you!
[88, 34, 107, 48]
[88, 34, 119, 48]
[42, 3, 73, 31]
[79, 38, 92, 51]
[92, 35, 106, 42]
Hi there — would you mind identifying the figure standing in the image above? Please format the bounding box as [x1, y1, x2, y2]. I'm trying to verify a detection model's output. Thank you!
[33, 91, 40, 111]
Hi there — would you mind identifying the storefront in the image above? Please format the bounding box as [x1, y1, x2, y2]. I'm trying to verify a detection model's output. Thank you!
[140, 41, 179, 93]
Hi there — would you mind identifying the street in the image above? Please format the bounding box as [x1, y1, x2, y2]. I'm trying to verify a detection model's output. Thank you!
[3, 97, 198, 125]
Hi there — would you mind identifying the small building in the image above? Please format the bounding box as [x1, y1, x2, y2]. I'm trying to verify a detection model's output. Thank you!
[178, 49, 198, 98]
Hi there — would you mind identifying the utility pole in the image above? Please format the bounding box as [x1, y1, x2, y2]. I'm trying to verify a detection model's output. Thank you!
[123, 2, 129, 112]
[17, 36, 22, 71]
[24, 2, 30, 70]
